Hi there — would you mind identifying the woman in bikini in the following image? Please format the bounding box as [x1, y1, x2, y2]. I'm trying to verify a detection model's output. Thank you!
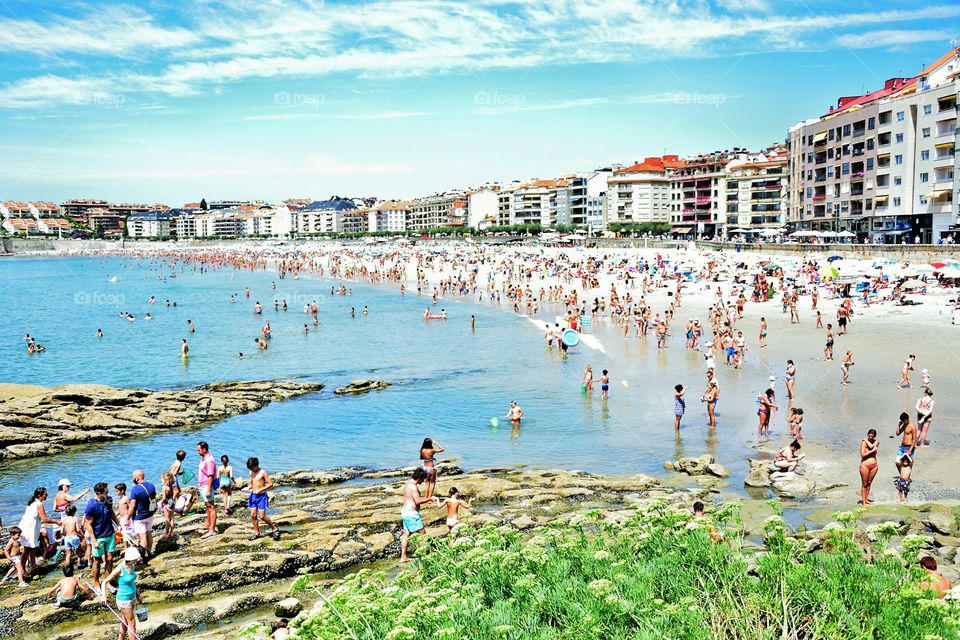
[859, 429, 879, 506]
[784, 360, 796, 400]
[419, 438, 445, 499]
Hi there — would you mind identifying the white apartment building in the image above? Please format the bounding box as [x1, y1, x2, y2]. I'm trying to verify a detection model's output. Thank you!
[126, 210, 174, 238]
[467, 186, 500, 228]
[606, 156, 684, 226]
[367, 201, 409, 233]
[724, 147, 788, 233]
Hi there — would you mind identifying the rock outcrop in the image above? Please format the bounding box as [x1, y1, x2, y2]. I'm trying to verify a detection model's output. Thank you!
[744, 458, 847, 499]
[0, 381, 324, 461]
[333, 379, 391, 395]
[0, 467, 711, 639]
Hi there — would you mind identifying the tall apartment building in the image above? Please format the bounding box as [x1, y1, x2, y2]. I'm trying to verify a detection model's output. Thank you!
[298, 197, 367, 234]
[606, 156, 685, 226]
[670, 150, 747, 237]
[725, 146, 788, 233]
[367, 201, 409, 232]
[126, 210, 175, 238]
[407, 192, 467, 231]
[787, 46, 959, 242]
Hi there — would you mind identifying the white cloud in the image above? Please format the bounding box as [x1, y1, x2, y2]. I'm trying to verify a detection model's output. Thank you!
[834, 29, 952, 49]
[0, 1, 957, 108]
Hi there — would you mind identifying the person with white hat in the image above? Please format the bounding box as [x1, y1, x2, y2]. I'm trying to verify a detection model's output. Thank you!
[53, 479, 89, 515]
[100, 546, 141, 640]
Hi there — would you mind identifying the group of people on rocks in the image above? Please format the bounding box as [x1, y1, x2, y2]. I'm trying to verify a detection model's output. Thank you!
[2, 441, 281, 639]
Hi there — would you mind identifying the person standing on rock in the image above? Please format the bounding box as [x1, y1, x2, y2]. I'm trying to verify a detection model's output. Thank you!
[246, 457, 280, 541]
[17, 487, 58, 579]
[419, 438, 445, 499]
[84, 483, 119, 586]
[129, 470, 156, 558]
[197, 442, 218, 540]
[399, 468, 439, 563]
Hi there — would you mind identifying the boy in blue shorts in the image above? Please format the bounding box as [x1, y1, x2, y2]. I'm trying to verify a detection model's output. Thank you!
[246, 457, 280, 541]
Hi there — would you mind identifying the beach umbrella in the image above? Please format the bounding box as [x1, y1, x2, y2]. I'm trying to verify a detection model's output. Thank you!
[915, 265, 935, 274]
[819, 264, 839, 278]
[827, 255, 844, 262]
[940, 264, 960, 276]
[901, 280, 924, 290]
[930, 262, 948, 270]
[836, 230, 856, 238]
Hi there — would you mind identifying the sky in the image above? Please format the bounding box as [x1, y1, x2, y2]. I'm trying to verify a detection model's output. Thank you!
[0, 0, 957, 206]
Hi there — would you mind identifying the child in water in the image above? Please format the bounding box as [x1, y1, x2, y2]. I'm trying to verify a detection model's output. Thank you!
[439, 487, 472, 532]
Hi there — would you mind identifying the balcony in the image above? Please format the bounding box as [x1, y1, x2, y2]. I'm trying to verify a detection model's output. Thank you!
[853, 129, 866, 138]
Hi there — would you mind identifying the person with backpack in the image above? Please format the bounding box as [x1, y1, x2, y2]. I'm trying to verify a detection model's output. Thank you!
[128, 470, 157, 557]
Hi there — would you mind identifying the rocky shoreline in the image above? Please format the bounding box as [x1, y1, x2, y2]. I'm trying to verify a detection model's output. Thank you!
[0, 381, 325, 461]
[2, 464, 957, 639]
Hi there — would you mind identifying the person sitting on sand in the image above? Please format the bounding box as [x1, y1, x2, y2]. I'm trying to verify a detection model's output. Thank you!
[774, 440, 804, 472]
[439, 487, 472, 532]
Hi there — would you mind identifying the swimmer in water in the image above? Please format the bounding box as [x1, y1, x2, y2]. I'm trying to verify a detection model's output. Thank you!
[600, 369, 609, 400]
[145, 313, 153, 321]
[506, 401, 523, 423]
[96, 329, 103, 338]
[180, 339, 189, 358]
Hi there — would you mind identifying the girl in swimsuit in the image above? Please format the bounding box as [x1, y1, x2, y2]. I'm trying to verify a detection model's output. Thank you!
[218, 455, 235, 515]
[159, 472, 176, 539]
[915, 388, 934, 447]
[419, 438, 445, 499]
[674, 384, 685, 432]
[859, 429, 879, 506]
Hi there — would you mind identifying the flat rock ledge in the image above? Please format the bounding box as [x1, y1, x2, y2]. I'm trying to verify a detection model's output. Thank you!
[0, 467, 706, 640]
[0, 381, 324, 461]
[333, 379, 390, 395]
[744, 458, 847, 499]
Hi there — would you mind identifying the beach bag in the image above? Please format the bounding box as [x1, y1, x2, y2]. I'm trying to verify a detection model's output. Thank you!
[212, 476, 220, 491]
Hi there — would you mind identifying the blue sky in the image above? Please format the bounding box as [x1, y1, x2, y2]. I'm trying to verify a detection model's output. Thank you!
[0, 0, 957, 205]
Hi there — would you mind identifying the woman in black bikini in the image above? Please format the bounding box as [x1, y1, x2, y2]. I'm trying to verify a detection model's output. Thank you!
[419, 438, 445, 499]
[859, 429, 879, 506]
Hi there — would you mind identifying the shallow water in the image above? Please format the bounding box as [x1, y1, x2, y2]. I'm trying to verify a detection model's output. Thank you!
[0, 257, 780, 520]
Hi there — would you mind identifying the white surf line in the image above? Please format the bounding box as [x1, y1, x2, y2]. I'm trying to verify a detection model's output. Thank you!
[523, 315, 607, 354]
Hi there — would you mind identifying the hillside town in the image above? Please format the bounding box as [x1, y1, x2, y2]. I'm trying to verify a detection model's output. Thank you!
[4, 46, 959, 244]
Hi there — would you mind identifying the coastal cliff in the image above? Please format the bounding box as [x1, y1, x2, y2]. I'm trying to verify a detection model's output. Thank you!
[0, 381, 325, 461]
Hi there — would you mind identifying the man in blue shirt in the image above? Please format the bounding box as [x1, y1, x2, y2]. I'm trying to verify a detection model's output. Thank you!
[84, 482, 119, 585]
[129, 470, 157, 557]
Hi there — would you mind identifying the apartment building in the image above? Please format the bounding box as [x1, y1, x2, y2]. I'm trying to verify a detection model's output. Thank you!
[60, 199, 108, 225]
[606, 156, 685, 226]
[670, 150, 747, 237]
[466, 187, 499, 229]
[725, 146, 788, 233]
[407, 192, 467, 231]
[126, 210, 175, 238]
[367, 201, 409, 233]
[298, 197, 367, 234]
[787, 46, 959, 243]
[0, 201, 70, 235]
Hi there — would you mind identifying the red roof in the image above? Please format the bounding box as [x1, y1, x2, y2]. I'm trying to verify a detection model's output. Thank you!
[826, 77, 915, 116]
[619, 155, 686, 174]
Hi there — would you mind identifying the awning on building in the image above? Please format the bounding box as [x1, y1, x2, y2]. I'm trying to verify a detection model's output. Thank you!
[813, 131, 828, 143]
[924, 189, 952, 200]
[672, 226, 693, 233]
[874, 195, 889, 204]
[935, 141, 956, 149]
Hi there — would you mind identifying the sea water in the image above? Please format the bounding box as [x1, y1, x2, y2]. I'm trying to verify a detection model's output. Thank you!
[0, 257, 761, 520]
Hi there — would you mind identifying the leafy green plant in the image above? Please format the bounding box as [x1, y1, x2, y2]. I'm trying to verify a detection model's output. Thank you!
[286, 506, 959, 639]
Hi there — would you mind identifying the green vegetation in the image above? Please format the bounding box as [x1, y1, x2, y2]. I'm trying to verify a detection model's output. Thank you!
[256, 504, 957, 640]
[606, 222, 673, 235]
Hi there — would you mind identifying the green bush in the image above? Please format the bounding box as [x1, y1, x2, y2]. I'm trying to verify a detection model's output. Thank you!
[274, 506, 958, 640]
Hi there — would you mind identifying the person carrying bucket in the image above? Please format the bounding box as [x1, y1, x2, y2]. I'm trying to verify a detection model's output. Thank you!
[99, 546, 143, 640]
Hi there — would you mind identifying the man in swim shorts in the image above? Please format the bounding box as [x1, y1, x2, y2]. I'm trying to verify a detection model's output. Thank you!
[399, 468, 438, 562]
[84, 483, 118, 585]
[246, 457, 280, 541]
[895, 412, 917, 471]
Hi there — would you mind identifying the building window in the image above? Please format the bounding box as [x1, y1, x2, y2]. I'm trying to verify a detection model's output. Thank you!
[896, 111, 905, 121]
[894, 176, 902, 186]
[842, 162, 850, 174]
[922, 127, 931, 137]
[893, 197, 901, 207]
[806, 187, 812, 197]
[895, 155, 903, 165]
[866, 158, 874, 170]
[921, 150, 930, 161]
[828, 129, 835, 140]
[895, 133, 904, 143]
[843, 124, 851, 137]
[868, 117, 875, 130]
[867, 138, 874, 150]
[827, 167, 834, 176]
[920, 197, 927, 205]
[920, 172, 929, 182]
[923, 104, 932, 115]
